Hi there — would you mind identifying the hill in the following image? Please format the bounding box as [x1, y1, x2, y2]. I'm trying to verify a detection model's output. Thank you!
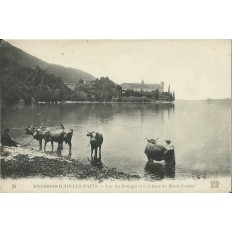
[0, 66, 73, 104]
[0, 40, 95, 83]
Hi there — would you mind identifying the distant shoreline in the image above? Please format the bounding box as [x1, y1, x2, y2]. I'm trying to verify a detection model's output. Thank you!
[3, 99, 231, 108]
[177, 99, 231, 102]
[38, 100, 175, 104]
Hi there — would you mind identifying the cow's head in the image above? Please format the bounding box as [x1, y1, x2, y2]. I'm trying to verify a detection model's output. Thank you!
[32, 128, 42, 140]
[25, 126, 36, 135]
[87, 131, 103, 147]
[146, 138, 159, 145]
[86, 131, 95, 138]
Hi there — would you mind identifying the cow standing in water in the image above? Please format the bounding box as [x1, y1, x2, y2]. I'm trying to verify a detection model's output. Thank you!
[42, 124, 73, 154]
[31, 124, 73, 155]
[144, 138, 175, 166]
[86, 131, 103, 162]
[25, 126, 48, 150]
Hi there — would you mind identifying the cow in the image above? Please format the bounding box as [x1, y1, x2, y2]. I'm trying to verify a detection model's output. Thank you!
[33, 124, 73, 154]
[25, 126, 48, 150]
[86, 131, 103, 162]
[144, 138, 175, 166]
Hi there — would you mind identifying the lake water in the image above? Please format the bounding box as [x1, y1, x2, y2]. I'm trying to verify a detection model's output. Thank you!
[1, 101, 231, 180]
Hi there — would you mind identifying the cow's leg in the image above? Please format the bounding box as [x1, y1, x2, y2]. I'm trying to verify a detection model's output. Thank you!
[44, 140, 48, 152]
[165, 159, 168, 166]
[148, 156, 153, 163]
[61, 141, 63, 150]
[69, 142, 72, 153]
[146, 155, 153, 163]
[51, 140, 54, 152]
[94, 147, 98, 161]
[99, 146, 101, 161]
[91, 147, 94, 161]
[39, 139, 42, 151]
[57, 142, 61, 150]
[56, 147, 61, 156]
[68, 142, 72, 154]
[146, 155, 149, 162]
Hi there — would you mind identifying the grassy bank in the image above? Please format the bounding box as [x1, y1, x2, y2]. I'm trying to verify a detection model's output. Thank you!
[0, 146, 140, 181]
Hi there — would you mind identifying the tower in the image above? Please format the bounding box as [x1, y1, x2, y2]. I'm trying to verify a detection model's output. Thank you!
[141, 79, 144, 85]
[161, 82, 164, 91]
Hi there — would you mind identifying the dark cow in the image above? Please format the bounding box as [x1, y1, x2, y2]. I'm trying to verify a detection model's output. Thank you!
[33, 124, 73, 154]
[144, 138, 175, 166]
[86, 131, 103, 161]
[25, 126, 48, 150]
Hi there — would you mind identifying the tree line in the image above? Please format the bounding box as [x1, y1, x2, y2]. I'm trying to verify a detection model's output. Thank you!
[72, 77, 175, 102]
[0, 66, 175, 105]
[0, 66, 72, 105]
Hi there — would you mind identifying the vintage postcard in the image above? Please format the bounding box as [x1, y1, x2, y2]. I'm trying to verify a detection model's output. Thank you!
[0, 40, 231, 192]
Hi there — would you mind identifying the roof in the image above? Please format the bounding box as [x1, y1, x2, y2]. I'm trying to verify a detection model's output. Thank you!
[121, 83, 162, 89]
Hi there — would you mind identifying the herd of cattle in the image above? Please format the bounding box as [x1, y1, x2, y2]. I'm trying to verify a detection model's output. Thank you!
[24, 124, 103, 162]
[2, 124, 175, 166]
[25, 124, 73, 153]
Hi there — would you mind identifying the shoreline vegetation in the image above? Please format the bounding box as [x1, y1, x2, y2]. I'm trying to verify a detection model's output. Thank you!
[0, 146, 141, 181]
[37, 100, 174, 104]
[0, 66, 175, 106]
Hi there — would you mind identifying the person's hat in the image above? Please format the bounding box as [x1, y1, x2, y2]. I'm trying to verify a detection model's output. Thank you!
[165, 139, 171, 144]
[4, 128, 10, 132]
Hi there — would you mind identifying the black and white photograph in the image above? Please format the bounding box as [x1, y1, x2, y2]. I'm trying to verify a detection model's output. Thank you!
[0, 39, 231, 192]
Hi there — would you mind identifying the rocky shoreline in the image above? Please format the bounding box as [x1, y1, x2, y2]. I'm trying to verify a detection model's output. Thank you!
[0, 146, 141, 181]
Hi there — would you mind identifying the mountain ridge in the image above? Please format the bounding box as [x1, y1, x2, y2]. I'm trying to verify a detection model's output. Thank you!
[0, 40, 95, 83]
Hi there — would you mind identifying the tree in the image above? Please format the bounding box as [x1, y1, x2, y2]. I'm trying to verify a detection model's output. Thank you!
[79, 91, 88, 101]
[154, 89, 160, 99]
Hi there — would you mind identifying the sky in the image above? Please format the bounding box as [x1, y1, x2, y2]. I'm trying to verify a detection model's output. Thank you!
[8, 40, 231, 100]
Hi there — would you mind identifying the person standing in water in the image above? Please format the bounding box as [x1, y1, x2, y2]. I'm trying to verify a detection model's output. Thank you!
[164, 139, 175, 151]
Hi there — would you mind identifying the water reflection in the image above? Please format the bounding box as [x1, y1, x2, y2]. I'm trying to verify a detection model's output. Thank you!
[45, 148, 72, 160]
[56, 148, 62, 157]
[1, 102, 175, 130]
[144, 162, 175, 180]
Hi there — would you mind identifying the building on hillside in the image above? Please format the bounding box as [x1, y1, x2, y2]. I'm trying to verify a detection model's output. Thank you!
[121, 79, 164, 92]
[76, 80, 95, 89]
[65, 83, 76, 90]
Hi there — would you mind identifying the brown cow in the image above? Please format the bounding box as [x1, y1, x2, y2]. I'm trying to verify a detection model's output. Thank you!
[86, 131, 103, 161]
